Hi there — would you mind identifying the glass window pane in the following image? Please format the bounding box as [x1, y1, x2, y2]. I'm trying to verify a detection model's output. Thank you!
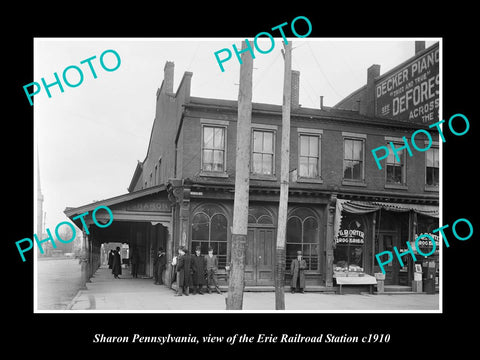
[203, 127, 214, 148]
[192, 213, 209, 241]
[299, 156, 308, 177]
[262, 154, 273, 175]
[303, 217, 318, 243]
[353, 140, 363, 160]
[344, 139, 353, 159]
[308, 158, 318, 177]
[433, 167, 439, 184]
[263, 131, 273, 153]
[258, 215, 273, 225]
[433, 148, 439, 167]
[253, 131, 262, 152]
[210, 214, 227, 242]
[352, 161, 362, 180]
[287, 217, 302, 244]
[213, 150, 224, 171]
[203, 150, 213, 171]
[300, 135, 309, 156]
[343, 160, 353, 179]
[309, 136, 319, 157]
[253, 153, 263, 173]
[213, 128, 224, 149]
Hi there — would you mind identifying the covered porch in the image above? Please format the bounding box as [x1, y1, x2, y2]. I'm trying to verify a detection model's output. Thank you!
[64, 185, 173, 287]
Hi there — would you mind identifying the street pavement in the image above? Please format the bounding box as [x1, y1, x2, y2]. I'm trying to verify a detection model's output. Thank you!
[36, 257, 84, 310]
[63, 266, 440, 312]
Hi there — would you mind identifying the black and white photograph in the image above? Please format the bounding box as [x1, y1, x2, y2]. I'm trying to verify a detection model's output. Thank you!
[7, 7, 478, 354]
[33, 38, 441, 312]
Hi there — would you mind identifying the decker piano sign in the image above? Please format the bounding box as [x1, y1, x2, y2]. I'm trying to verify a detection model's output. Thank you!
[375, 43, 439, 124]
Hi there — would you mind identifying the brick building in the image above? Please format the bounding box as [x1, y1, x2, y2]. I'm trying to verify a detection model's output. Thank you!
[65, 42, 439, 291]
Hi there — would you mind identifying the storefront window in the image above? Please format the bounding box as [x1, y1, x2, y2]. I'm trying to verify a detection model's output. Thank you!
[334, 215, 365, 273]
[191, 206, 228, 268]
[286, 208, 319, 271]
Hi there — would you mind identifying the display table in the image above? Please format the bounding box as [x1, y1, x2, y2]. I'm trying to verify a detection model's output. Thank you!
[334, 273, 377, 294]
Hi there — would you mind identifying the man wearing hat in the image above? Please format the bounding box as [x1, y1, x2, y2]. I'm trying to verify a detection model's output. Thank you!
[205, 246, 222, 294]
[290, 250, 307, 293]
[191, 246, 206, 295]
[175, 246, 192, 296]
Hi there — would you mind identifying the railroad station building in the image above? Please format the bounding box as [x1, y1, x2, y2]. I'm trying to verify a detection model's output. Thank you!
[65, 41, 439, 292]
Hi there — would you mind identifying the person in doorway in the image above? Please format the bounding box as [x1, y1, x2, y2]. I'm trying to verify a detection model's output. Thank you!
[154, 248, 167, 285]
[175, 247, 192, 296]
[191, 246, 206, 295]
[205, 247, 221, 294]
[290, 250, 307, 293]
[108, 249, 114, 269]
[112, 247, 122, 279]
[130, 249, 138, 278]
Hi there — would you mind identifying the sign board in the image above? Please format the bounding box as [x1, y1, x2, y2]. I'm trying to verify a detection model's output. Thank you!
[375, 43, 439, 124]
[336, 229, 365, 244]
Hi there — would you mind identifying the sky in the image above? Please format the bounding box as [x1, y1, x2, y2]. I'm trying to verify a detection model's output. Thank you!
[33, 38, 438, 231]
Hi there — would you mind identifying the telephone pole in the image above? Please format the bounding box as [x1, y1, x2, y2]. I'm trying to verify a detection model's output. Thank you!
[275, 41, 292, 310]
[226, 41, 253, 310]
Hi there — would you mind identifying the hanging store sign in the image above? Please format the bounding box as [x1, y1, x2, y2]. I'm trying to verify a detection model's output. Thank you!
[375, 44, 439, 124]
[336, 229, 365, 244]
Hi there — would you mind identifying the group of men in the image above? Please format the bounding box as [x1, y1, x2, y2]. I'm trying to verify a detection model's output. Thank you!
[173, 246, 222, 296]
[112, 246, 308, 294]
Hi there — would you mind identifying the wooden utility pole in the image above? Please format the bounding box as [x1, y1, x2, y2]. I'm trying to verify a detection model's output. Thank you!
[226, 41, 253, 310]
[275, 41, 292, 310]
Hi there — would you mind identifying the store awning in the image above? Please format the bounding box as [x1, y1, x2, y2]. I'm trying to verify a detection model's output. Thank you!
[334, 199, 439, 241]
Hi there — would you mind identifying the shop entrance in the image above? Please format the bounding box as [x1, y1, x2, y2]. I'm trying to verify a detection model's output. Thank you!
[378, 231, 410, 286]
[244, 227, 275, 286]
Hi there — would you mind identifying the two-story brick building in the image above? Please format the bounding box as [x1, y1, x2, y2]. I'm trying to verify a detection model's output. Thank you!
[65, 42, 439, 291]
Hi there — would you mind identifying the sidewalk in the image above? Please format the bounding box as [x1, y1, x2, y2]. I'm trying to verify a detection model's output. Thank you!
[67, 266, 439, 311]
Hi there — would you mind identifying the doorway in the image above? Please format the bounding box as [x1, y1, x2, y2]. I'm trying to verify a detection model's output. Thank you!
[244, 227, 275, 286]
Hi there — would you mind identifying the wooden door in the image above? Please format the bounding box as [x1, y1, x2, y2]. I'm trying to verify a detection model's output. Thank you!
[244, 228, 275, 286]
[380, 232, 399, 285]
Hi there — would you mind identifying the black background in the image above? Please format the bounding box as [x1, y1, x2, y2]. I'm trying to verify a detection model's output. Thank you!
[5, 4, 477, 355]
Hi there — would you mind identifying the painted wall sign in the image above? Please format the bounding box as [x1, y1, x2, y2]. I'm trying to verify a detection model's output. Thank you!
[375, 44, 439, 124]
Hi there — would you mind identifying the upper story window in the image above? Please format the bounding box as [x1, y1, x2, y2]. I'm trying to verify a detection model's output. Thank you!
[426, 147, 439, 186]
[298, 133, 321, 179]
[202, 125, 226, 172]
[252, 129, 275, 176]
[343, 137, 364, 181]
[386, 144, 406, 184]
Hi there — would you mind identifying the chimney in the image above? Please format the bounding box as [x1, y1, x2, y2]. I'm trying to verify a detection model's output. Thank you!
[415, 41, 426, 54]
[291, 70, 300, 109]
[163, 61, 175, 93]
[360, 64, 381, 116]
[320, 95, 324, 110]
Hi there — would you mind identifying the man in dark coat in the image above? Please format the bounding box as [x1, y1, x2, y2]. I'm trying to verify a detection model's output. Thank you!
[175, 247, 192, 296]
[108, 249, 114, 269]
[191, 246, 206, 295]
[112, 247, 122, 279]
[290, 250, 307, 293]
[130, 249, 138, 278]
[154, 248, 167, 285]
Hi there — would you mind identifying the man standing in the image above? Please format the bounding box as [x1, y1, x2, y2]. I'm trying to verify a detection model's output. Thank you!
[205, 247, 222, 294]
[154, 248, 166, 285]
[191, 246, 206, 295]
[175, 247, 192, 296]
[112, 246, 122, 279]
[130, 249, 138, 279]
[290, 250, 307, 293]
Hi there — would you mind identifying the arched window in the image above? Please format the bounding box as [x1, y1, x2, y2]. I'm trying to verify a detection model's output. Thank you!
[191, 205, 228, 268]
[286, 208, 319, 271]
[248, 207, 274, 225]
